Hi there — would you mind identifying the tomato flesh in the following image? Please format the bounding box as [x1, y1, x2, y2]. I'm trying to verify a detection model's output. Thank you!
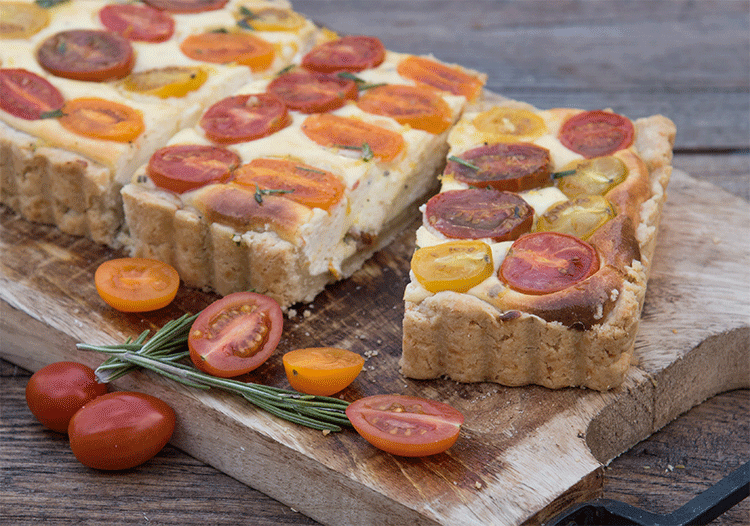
[411, 240, 494, 294]
[346, 395, 464, 457]
[559, 110, 634, 158]
[25, 362, 108, 433]
[283, 347, 364, 396]
[148, 144, 240, 193]
[99, 4, 175, 43]
[188, 292, 283, 377]
[0, 68, 64, 120]
[302, 35, 385, 73]
[267, 68, 358, 114]
[95, 257, 180, 312]
[200, 93, 290, 144]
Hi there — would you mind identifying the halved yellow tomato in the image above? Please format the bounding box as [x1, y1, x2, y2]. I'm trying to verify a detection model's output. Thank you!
[0, 2, 49, 39]
[535, 195, 616, 240]
[238, 6, 305, 31]
[121, 66, 208, 98]
[411, 240, 494, 293]
[283, 347, 364, 396]
[472, 107, 547, 142]
[555, 155, 628, 198]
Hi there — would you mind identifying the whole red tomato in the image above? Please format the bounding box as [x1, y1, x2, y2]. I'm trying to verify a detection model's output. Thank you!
[25, 361, 108, 433]
[68, 391, 176, 470]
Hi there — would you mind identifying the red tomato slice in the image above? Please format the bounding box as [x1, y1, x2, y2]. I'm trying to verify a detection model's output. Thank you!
[68, 392, 175, 470]
[301, 113, 404, 162]
[200, 93, 290, 144]
[99, 4, 175, 43]
[267, 68, 358, 114]
[301, 35, 385, 73]
[58, 98, 145, 143]
[425, 188, 533, 242]
[499, 232, 599, 295]
[356, 84, 453, 134]
[25, 361, 108, 433]
[0, 68, 64, 120]
[95, 257, 180, 312]
[142, 0, 228, 13]
[283, 347, 364, 396]
[559, 110, 635, 158]
[346, 394, 464, 457]
[148, 144, 240, 193]
[188, 292, 284, 378]
[36, 29, 135, 82]
[397, 55, 483, 101]
[180, 32, 275, 71]
[445, 142, 552, 192]
[234, 158, 345, 211]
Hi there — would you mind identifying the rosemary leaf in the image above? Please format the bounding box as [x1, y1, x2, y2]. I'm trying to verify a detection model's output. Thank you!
[552, 169, 577, 179]
[448, 155, 480, 171]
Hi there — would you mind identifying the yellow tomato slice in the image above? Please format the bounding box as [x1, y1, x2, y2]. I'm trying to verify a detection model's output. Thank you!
[472, 107, 547, 142]
[0, 2, 49, 39]
[121, 66, 208, 98]
[283, 347, 364, 396]
[411, 240, 494, 293]
[238, 7, 305, 31]
[58, 98, 145, 142]
[94, 258, 180, 312]
[535, 195, 616, 240]
[555, 156, 628, 198]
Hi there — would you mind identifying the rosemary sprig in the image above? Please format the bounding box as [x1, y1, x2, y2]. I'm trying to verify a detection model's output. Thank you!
[35, 0, 70, 8]
[254, 184, 294, 204]
[335, 143, 374, 162]
[448, 155, 479, 171]
[336, 72, 385, 91]
[552, 169, 577, 179]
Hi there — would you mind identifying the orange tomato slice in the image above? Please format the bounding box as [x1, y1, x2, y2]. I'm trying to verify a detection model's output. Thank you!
[58, 98, 145, 142]
[301, 113, 404, 162]
[180, 32, 275, 72]
[94, 258, 179, 312]
[356, 84, 453, 134]
[411, 240, 494, 294]
[283, 347, 364, 396]
[397, 55, 483, 101]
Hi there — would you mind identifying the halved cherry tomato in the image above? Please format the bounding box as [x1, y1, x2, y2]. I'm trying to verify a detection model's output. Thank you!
[346, 394, 464, 457]
[58, 98, 145, 143]
[147, 144, 240, 193]
[200, 93, 290, 144]
[99, 4, 175, 43]
[301, 35, 385, 73]
[94, 257, 180, 312]
[121, 66, 208, 98]
[397, 55, 483, 101]
[301, 113, 404, 162]
[559, 110, 634, 158]
[0, 1, 49, 39]
[283, 347, 364, 396]
[188, 292, 284, 378]
[499, 232, 599, 295]
[267, 68, 358, 114]
[356, 84, 453, 134]
[425, 188, 533, 242]
[472, 107, 547, 142]
[445, 142, 552, 192]
[555, 155, 628, 198]
[25, 362, 108, 433]
[237, 7, 305, 32]
[411, 240, 494, 294]
[37, 29, 135, 82]
[180, 32, 275, 71]
[234, 158, 345, 211]
[0, 68, 64, 120]
[535, 195, 616, 240]
[68, 391, 175, 470]
[143, 0, 228, 13]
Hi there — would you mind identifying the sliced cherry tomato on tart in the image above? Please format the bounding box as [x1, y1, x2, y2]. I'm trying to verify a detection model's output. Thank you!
[143, 0, 228, 14]
[282, 347, 364, 396]
[397, 55, 483, 101]
[95, 257, 180, 312]
[237, 7, 305, 32]
[425, 188, 533, 242]
[535, 195, 616, 240]
[445, 142, 552, 192]
[301, 35, 385, 73]
[555, 155, 628, 198]
[301, 113, 404, 162]
[356, 84, 453, 134]
[411, 240, 494, 294]
[234, 158, 345, 211]
[99, 4, 175, 43]
[0, 1, 49, 39]
[180, 32, 274, 71]
[472, 107, 547, 142]
[121, 66, 208, 98]
[499, 232, 599, 295]
[200, 93, 290, 144]
[346, 394, 464, 457]
[58, 98, 145, 143]
[37, 29, 135, 82]
[0, 68, 64, 120]
[188, 291, 283, 378]
[558, 110, 635, 158]
[267, 68, 358, 113]
[148, 144, 240, 193]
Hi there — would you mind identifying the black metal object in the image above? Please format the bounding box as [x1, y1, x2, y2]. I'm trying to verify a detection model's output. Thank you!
[545, 460, 749, 526]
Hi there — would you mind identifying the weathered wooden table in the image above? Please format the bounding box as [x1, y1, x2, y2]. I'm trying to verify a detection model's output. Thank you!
[2, 1, 748, 525]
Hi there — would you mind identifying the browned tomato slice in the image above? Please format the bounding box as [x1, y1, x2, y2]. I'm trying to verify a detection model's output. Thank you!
[0, 68, 63, 120]
[301, 113, 404, 162]
[267, 68, 358, 113]
[396, 55, 483, 101]
[147, 144, 240, 193]
[200, 93, 290, 144]
[301, 35, 385, 73]
[37, 30, 135, 82]
[58, 98, 144, 142]
[180, 32, 275, 71]
[99, 4, 175, 43]
[356, 84, 453, 134]
[499, 232, 599, 295]
[558, 110, 634, 158]
[445, 143, 552, 192]
[425, 188, 533, 242]
[234, 158, 345, 211]
[143, 0, 228, 14]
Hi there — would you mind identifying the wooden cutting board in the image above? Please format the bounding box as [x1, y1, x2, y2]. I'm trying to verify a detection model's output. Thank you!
[1, 169, 748, 526]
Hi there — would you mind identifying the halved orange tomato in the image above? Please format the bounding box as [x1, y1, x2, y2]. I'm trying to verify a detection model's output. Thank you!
[58, 98, 144, 143]
[283, 347, 364, 396]
[94, 258, 179, 312]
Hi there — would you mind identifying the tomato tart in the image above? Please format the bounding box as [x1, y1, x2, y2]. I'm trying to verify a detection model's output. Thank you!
[401, 99, 676, 390]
